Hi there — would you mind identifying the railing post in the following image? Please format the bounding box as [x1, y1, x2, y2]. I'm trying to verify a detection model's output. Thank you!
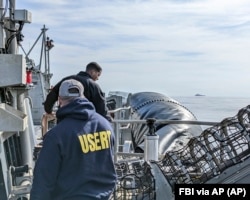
[144, 118, 159, 161]
[113, 121, 120, 163]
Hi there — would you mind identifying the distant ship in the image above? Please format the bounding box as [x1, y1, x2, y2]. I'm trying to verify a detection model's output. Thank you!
[195, 93, 205, 96]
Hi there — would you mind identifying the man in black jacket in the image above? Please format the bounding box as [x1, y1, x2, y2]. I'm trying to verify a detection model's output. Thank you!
[43, 62, 111, 121]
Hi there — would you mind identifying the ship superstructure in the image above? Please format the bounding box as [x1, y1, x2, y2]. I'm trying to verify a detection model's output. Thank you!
[0, 1, 53, 199]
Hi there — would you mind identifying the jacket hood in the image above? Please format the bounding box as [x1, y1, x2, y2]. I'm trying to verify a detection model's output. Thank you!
[56, 98, 95, 121]
[77, 71, 92, 79]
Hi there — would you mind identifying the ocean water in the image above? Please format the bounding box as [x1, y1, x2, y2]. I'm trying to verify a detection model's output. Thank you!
[173, 96, 250, 123]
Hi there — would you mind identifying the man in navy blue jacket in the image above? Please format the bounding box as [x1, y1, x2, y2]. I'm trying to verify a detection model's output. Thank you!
[30, 79, 117, 200]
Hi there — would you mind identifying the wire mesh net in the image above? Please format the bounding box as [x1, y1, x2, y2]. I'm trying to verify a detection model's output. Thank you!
[110, 160, 156, 200]
[156, 105, 250, 187]
[111, 105, 250, 199]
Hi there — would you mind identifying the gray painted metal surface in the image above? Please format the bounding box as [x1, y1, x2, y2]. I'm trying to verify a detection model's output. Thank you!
[150, 163, 174, 200]
[0, 55, 26, 87]
[0, 103, 27, 132]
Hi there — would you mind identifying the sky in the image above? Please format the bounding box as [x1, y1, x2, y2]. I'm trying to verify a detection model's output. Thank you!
[15, 0, 250, 97]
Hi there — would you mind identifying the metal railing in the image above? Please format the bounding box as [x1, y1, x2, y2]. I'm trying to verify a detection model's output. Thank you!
[110, 107, 219, 163]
